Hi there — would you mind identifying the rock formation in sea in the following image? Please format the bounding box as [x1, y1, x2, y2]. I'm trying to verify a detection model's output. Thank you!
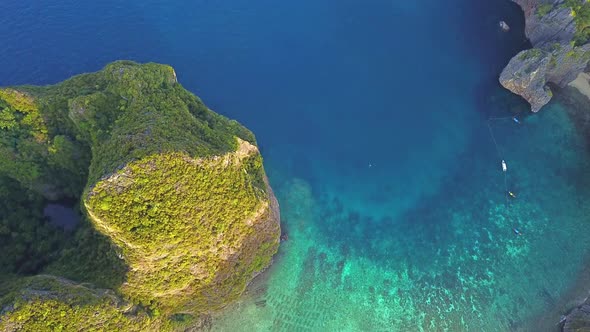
[561, 297, 590, 332]
[500, 2, 590, 330]
[0, 61, 280, 329]
[500, 0, 590, 112]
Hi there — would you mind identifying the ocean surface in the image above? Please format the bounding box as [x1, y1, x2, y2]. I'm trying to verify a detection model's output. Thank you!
[2, 0, 590, 330]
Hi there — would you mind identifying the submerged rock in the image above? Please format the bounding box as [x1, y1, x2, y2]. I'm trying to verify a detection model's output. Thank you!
[500, 0, 590, 112]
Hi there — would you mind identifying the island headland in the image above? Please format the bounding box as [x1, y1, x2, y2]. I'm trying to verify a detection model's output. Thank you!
[0, 61, 280, 331]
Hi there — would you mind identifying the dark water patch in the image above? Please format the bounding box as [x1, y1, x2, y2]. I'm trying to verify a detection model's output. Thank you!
[297, 247, 318, 296]
[556, 86, 590, 152]
[43, 202, 80, 231]
[540, 287, 557, 307]
[461, 0, 532, 121]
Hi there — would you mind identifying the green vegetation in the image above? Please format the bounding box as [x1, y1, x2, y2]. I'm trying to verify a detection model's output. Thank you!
[0, 85, 90, 198]
[0, 276, 169, 332]
[0, 177, 64, 275]
[86, 146, 276, 313]
[43, 225, 128, 290]
[537, 3, 554, 17]
[564, 0, 590, 45]
[549, 55, 558, 68]
[518, 48, 545, 61]
[563, 46, 590, 62]
[0, 61, 280, 329]
[550, 42, 563, 52]
[0, 167, 126, 291]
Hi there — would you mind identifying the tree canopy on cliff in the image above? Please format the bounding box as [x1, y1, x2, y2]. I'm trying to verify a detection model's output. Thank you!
[0, 61, 280, 329]
[564, 0, 590, 45]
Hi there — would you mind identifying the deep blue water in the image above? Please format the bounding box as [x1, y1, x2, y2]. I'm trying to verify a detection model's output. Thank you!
[1, 0, 526, 221]
[4, 0, 590, 330]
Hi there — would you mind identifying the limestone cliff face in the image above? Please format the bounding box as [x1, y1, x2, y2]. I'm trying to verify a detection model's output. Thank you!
[500, 0, 590, 112]
[512, 0, 576, 47]
[0, 61, 281, 318]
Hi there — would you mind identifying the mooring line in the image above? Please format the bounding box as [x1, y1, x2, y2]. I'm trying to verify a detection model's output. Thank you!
[486, 115, 530, 238]
[487, 121, 502, 158]
[487, 119, 511, 207]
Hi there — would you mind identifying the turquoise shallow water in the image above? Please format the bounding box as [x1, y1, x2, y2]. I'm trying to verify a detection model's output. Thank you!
[2, 0, 590, 330]
[214, 103, 590, 331]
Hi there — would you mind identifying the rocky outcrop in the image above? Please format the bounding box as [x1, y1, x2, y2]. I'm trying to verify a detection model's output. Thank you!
[512, 0, 576, 47]
[500, 48, 554, 112]
[0, 61, 281, 321]
[561, 297, 590, 332]
[500, 0, 590, 112]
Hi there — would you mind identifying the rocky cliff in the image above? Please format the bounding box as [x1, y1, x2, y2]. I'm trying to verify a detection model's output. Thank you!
[500, 0, 590, 112]
[0, 61, 280, 328]
[561, 296, 590, 332]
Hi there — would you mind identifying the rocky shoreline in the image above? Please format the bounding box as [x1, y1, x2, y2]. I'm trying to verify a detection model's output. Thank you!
[527, 208, 590, 331]
[499, 1, 590, 330]
[500, 0, 590, 113]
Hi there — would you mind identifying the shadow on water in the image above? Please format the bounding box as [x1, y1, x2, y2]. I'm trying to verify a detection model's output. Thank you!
[460, 0, 531, 71]
[460, 0, 532, 120]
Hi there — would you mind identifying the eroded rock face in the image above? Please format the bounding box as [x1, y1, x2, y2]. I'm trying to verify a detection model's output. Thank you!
[500, 49, 553, 112]
[513, 0, 575, 48]
[500, 44, 590, 112]
[500, 0, 590, 112]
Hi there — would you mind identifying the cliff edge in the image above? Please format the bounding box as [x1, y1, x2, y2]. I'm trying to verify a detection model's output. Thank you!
[500, 0, 590, 112]
[0, 61, 280, 327]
